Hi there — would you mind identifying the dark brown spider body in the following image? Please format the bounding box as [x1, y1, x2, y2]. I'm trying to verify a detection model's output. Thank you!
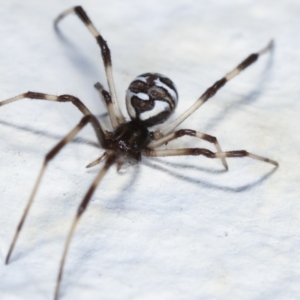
[107, 120, 152, 161]
[0, 5, 278, 300]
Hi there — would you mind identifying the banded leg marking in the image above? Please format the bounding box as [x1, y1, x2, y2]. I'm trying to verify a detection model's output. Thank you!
[0, 92, 108, 147]
[148, 129, 228, 169]
[0, 92, 90, 115]
[54, 6, 125, 126]
[94, 82, 119, 129]
[54, 152, 116, 300]
[143, 148, 278, 166]
[5, 114, 108, 265]
[155, 40, 274, 138]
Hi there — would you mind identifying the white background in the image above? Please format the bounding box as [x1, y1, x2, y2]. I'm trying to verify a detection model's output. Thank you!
[0, 0, 299, 300]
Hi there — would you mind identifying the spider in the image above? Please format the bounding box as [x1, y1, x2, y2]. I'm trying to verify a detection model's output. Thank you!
[1, 6, 278, 300]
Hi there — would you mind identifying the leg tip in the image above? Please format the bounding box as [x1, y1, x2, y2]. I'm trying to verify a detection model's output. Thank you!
[259, 39, 275, 55]
[222, 159, 229, 171]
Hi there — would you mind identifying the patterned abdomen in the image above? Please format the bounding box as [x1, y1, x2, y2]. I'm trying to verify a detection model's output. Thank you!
[126, 73, 178, 127]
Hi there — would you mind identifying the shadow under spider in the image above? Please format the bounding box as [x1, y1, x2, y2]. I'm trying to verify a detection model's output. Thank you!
[0, 114, 107, 149]
[54, 23, 104, 85]
[148, 156, 227, 175]
[142, 157, 278, 193]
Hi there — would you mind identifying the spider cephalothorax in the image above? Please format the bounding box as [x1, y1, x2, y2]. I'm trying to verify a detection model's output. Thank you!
[1, 5, 278, 300]
[107, 120, 151, 161]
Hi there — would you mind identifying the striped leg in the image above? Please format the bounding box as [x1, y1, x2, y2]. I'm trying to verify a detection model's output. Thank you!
[142, 148, 278, 166]
[86, 151, 107, 168]
[5, 114, 107, 265]
[154, 40, 274, 139]
[148, 129, 228, 169]
[54, 6, 126, 126]
[54, 152, 116, 300]
[0, 92, 108, 147]
[94, 82, 119, 129]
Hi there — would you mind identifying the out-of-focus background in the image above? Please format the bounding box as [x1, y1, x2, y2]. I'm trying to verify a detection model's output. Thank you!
[0, 1, 299, 299]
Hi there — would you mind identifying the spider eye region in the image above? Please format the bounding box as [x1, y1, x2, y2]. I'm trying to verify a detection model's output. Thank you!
[126, 73, 178, 127]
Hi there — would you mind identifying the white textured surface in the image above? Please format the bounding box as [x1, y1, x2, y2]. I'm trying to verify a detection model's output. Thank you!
[0, 1, 299, 300]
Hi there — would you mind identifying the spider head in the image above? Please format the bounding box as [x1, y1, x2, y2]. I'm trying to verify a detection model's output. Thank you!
[126, 73, 178, 127]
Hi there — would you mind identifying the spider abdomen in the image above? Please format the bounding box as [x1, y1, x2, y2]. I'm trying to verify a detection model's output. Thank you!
[126, 73, 178, 127]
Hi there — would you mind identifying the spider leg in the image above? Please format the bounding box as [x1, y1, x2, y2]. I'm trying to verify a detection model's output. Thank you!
[148, 129, 228, 169]
[86, 151, 107, 168]
[0, 92, 108, 147]
[5, 114, 107, 265]
[54, 6, 126, 126]
[94, 82, 120, 129]
[154, 40, 274, 138]
[142, 148, 278, 166]
[54, 152, 116, 300]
